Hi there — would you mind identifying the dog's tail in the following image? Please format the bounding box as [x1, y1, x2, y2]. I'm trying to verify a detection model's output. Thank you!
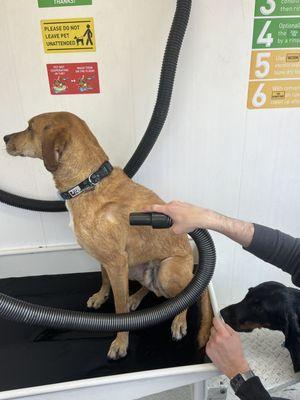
[197, 288, 214, 348]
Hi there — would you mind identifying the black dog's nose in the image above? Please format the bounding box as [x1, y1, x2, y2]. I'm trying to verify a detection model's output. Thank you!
[3, 135, 10, 144]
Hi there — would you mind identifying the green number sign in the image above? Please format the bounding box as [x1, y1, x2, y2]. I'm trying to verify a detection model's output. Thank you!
[253, 17, 300, 49]
[255, 0, 300, 17]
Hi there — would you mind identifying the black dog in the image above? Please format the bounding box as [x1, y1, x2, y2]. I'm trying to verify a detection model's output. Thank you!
[221, 282, 300, 372]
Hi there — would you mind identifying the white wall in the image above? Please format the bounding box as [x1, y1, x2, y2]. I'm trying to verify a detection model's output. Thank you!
[134, 0, 300, 306]
[0, 0, 173, 249]
[0, 0, 299, 307]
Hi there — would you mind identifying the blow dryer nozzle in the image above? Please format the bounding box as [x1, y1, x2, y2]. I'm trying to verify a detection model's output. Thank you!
[129, 212, 173, 229]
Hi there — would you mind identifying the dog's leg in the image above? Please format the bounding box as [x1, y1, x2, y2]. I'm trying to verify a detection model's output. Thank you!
[105, 252, 129, 360]
[197, 288, 213, 348]
[129, 286, 149, 311]
[157, 255, 194, 341]
[87, 267, 110, 309]
[171, 309, 188, 341]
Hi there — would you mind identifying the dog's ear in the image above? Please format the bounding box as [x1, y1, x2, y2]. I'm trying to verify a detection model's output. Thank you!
[42, 126, 70, 172]
[282, 308, 300, 340]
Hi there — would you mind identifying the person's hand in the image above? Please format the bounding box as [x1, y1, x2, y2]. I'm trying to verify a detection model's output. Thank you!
[206, 317, 250, 379]
[143, 201, 215, 234]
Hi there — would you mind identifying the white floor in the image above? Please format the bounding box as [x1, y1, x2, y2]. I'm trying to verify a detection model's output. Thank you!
[141, 385, 192, 400]
[140, 382, 300, 400]
[140, 329, 300, 400]
[272, 383, 300, 400]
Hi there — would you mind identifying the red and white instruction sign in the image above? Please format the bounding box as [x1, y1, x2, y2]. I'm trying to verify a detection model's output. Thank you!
[46, 62, 100, 95]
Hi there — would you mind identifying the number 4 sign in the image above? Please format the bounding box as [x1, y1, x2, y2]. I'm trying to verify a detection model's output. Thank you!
[255, 20, 273, 48]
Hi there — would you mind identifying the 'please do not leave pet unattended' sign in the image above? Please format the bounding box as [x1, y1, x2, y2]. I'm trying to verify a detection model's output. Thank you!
[41, 18, 96, 53]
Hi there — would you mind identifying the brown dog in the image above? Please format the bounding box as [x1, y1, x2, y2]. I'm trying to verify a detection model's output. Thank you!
[4, 112, 213, 359]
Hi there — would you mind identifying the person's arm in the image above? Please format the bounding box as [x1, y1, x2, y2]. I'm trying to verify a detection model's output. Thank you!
[144, 201, 300, 286]
[234, 377, 272, 400]
[244, 224, 300, 287]
[144, 201, 254, 246]
[206, 318, 272, 400]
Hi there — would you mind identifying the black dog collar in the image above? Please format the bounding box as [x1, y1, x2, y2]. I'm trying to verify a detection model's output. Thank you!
[60, 161, 113, 200]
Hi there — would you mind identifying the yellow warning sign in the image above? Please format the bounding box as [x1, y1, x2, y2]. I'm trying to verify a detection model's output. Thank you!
[41, 17, 96, 53]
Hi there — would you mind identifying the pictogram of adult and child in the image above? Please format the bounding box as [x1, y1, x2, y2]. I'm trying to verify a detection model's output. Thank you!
[74, 24, 93, 47]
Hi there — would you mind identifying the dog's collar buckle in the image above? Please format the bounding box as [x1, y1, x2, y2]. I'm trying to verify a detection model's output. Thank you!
[88, 174, 98, 186]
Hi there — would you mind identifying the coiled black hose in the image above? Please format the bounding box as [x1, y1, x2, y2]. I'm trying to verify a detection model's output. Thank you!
[0, 0, 192, 212]
[0, 189, 66, 212]
[123, 0, 192, 178]
[0, 227, 215, 331]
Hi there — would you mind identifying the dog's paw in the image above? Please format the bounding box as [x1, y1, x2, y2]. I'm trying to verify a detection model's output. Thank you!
[128, 294, 142, 311]
[87, 291, 109, 309]
[107, 337, 128, 360]
[171, 314, 187, 341]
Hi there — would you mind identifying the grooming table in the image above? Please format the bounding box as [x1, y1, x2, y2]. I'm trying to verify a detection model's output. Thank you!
[0, 272, 219, 400]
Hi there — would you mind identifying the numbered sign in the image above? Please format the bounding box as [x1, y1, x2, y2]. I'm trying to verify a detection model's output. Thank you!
[248, 0, 300, 109]
[253, 18, 300, 49]
[248, 80, 300, 109]
[255, 0, 300, 17]
[249, 50, 300, 80]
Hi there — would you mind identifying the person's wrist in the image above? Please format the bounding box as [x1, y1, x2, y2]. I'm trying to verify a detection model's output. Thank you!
[226, 361, 250, 379]
[204, 210, 225, 232]
[230, 368, 256, 394]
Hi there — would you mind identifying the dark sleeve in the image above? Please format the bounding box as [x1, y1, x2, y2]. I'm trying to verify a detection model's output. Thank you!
[235, 376, 272, 400]
[244, 224, 300, 288]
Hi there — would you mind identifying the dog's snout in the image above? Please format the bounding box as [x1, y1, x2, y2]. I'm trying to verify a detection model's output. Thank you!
[220, 306, 237, 324]
[3, 135, 10, 144]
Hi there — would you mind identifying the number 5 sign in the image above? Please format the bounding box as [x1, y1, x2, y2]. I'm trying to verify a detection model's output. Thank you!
[249, 51, 272, 81]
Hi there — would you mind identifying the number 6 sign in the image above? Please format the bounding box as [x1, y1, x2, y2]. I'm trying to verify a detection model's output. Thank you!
[251, 83, 267, 108]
